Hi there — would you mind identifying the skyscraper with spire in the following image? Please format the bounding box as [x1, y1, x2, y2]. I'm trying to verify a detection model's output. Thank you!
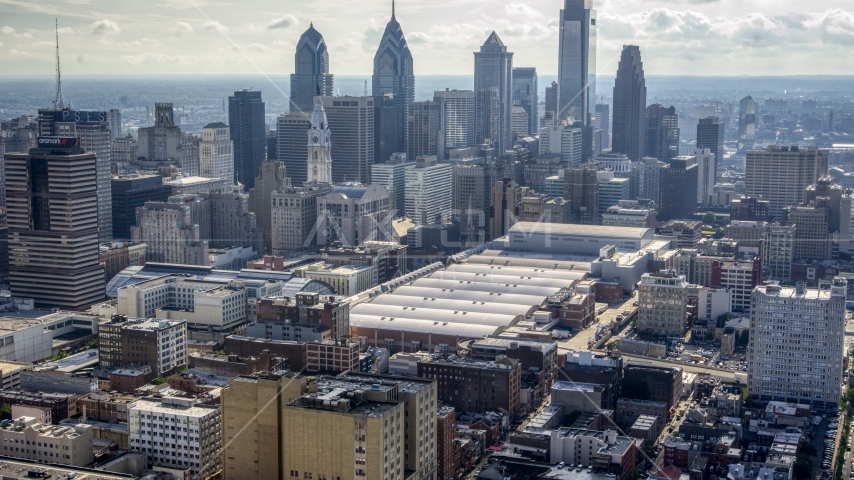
[558, 0, 596, 161]
[474, 32, 513, 152]
[612, 45, 646, 162]
[372, 1, 414, 163]
[290, 24, 334, 113]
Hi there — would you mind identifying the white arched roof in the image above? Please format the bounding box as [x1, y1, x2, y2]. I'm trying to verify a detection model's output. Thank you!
[350, 314, 501, 337]
[371, 294, 537, 317]
[446, 263, 588, 281]
[390, 286, 546, 307]
[429, 271, 572, 290]
[350, 303, 518, 327]
[411, 278, 558, 297]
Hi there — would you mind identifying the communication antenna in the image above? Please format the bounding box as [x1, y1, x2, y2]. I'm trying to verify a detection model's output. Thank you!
[53, 18, 65, 110]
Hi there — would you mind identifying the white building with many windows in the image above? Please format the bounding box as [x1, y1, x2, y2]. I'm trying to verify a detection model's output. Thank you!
[747, 279, 847, 411]
[129, 396, 222, 478]
[405, 156, 453, 226]
[116, 276, 247, 331]
[199, 122, 234, 184]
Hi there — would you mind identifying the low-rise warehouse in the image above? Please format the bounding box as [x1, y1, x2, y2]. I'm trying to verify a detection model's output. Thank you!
[349, 258, 586, 354]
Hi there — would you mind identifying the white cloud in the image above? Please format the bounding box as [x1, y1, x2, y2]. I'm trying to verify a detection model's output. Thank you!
[173, 21, 193, 37]
[90, 19, 120, 35]
[268, 15, 298, 29]
[0, 26, 14, 35]
[159, 0, 228, 9]
[8, 49, 28, 56]
[120, 52, 223, 67]
[202, 20, 229, 33]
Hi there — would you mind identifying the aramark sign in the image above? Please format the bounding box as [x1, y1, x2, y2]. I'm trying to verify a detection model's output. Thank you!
[38, 137, 80, 147]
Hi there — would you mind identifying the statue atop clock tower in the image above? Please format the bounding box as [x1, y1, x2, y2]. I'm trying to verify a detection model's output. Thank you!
[306, 97, 332, 184]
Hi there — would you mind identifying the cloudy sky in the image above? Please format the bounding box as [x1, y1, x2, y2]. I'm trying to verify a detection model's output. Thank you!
[0, 0, 852, 76]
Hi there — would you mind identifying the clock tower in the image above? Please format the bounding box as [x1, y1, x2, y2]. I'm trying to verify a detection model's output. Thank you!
[306, 97, 332, 184]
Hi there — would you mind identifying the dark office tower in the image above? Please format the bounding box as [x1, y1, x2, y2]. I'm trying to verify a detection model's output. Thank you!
[738, 96, 757, 140]
[645, 104, 679, 163]
[543, 81, 559, 126]
[229, 90, 266, 189]
[6, 139, 105, 309]
[474, 32, 513, 152]
[594, 104, 610, 149]
[276, 111, 310, 185]
[38, 109, 112, 241]
[696, 116, 725, 182]
[658, 156, 698, 222]
[408, 101, 440, 160]
[290, 24, 334, 113]
[372, 3, 414, 161]
[265, 130, 277, 160]
[111, 174, 171, 239]
[321, 96, 375, 183]
[375, 94, 400, 164]
[563, 165, 599, 225]
[558, 0, 596, 161]
[512, 67, 538, 136]
[612, 46, 646, 162]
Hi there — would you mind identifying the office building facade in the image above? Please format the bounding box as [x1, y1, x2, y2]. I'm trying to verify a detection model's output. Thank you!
[762, 225, 794, 281]
[539, 124, 583, 168]
[558, 0, 596, 161]
[645, 104, 679, 163]
[434, 90, 476, 158]
[512, 67, 538, 136]
[6, 140, 105, 309]
[659, 156, 698, 222]
[290, 25, 334, 113]
[373, 6, 415, 162]
[696, 117, 725, 183]
[38, 109, 113, 242]
[111, 174, 171, 239]
[322, 96, 375, 184]
[199, 122, 234, 183]
[276, 111, 311, 186]
[405, 156, 453, 226]
[408, 101, 440, 160]
[474, 32, 513, 152]
[248, 161, 290, 253]
[228, 90, 266, 189]
[611, 45, 646, 162]
[745, 145, 830, 222]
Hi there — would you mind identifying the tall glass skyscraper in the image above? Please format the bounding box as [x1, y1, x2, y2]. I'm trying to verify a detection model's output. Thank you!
[372, 3, 414, 163]
[229, 89, 266, 189]
[474, 32, 513, 152]
[290, 24, 334, 113]
[645, 104, 679, 163]
[612, 45, 646, 162]
[512, 67, 538, 137]
[558, 0, 596, 160]
[696, 116, 725, 183]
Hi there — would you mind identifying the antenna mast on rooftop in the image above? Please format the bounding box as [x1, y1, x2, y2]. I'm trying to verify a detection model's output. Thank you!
[53, 18, 65, 110]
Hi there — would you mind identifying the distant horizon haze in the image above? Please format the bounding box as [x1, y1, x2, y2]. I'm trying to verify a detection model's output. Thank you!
[0, 0, 851, 76]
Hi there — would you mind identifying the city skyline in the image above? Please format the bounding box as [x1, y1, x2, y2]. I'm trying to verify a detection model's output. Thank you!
[0, 1, 852, 77]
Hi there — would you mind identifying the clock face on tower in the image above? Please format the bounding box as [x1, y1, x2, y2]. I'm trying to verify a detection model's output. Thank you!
[312, 136, 319, 144]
